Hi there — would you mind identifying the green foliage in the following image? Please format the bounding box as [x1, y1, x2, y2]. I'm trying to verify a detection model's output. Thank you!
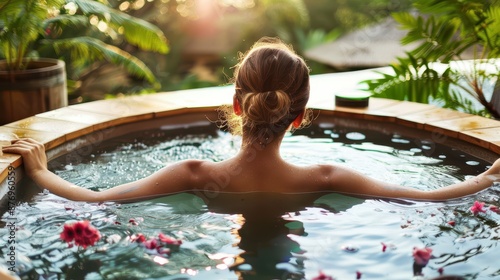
[163, 74, 220, 91]
[362, 0, 500, 118]
[393, 13, 467, 61]
[234, 0, 310, 48]
[303, 0, 413, 33]
[51, 37, 157, 84]
[0, 0, 66, 69]
[364, 54, 450, 103]
[294, 28, 341, 53]
[0, 0, 168, 87]
[68, 0, 168, 54]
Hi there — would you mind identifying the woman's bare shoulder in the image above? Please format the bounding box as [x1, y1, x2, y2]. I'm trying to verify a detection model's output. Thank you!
[281, 163, 339, 192]
[292, 163, 372, 193]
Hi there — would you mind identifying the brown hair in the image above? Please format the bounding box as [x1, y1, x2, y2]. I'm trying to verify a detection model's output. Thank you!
[222, 37, 310, 147]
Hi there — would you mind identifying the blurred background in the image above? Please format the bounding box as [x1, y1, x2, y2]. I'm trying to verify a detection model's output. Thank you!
[5, 0, 495, 118]
[63, 0, 414, 102]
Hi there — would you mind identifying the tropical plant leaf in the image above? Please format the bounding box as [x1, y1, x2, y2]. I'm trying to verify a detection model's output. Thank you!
[363, 0, 500, 118]
[482, 6, 500, 57]
[361, 54, 446, 104]
[51, 36, 157, 85]
[392, 11, 417, 31]
[44, 14, 90, 29]
[70, 0, 168, 54]
[0, 0, 65, 68]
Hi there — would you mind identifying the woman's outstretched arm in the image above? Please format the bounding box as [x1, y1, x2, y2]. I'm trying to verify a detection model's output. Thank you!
[4, 138, 500, 202]
[2, 138, 200, 202]
[325, 158, 500, 201]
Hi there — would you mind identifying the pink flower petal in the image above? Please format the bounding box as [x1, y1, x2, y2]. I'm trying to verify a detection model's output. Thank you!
[412, 247, 433, 266]
[131, 233, 146, 243]
[143, 238, 159, 250]
[60, 221, 101, 248]
[470, 201, 486, 215]
[158, 233, 182, 246]
[60, 224, 76, 243]
[312, 271, 335, 280]
[381, 242, 387, 252]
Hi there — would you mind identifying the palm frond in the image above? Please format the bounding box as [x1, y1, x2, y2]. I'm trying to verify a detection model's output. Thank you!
[51, 36, 157, 84]
[482, 6, 500, 57]
[394, 12, 470, 62]
[0, 0, 65, 67]
[413, 0, 485, 30]
[365, 0, 500, 117]
[69, 0, 168, 54]
[44, 14, 90, 28]
[361, 55, 446, 104]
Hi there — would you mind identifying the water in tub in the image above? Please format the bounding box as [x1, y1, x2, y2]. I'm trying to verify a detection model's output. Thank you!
[1, 124, 499, 279]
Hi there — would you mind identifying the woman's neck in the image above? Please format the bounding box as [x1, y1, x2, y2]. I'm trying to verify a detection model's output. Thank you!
[237, 136, 284, 163]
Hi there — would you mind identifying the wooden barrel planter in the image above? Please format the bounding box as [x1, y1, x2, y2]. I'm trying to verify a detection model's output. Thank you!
[0, 58, 68, 125]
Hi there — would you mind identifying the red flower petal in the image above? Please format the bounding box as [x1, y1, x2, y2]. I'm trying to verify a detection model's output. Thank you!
[381, 242, 387, 252]
[60, 221, 101, 248]
[312, 271, 335, 280]
[412, 247, 433, 266]
[470, 201, 486, 215]
[60, 224, 76, 243]
[131, 233, 147, 243]
[143, 238, 159, 250]
[72, 221, 89, 236]
[158, 233, 182, 246]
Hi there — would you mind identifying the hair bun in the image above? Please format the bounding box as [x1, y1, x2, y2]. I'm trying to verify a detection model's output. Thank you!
[242, 90, 291, 126]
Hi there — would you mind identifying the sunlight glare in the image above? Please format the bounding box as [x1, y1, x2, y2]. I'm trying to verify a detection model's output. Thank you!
[153, 256, 169, 265]
[64, 2, 78, 15]
[119, 1, 130, 11]
[97, 21, 108, 32]
[133, 0, 146, 10]
[89, 15, 99, 26]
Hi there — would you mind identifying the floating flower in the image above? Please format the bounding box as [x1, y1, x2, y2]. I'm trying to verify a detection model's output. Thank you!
[381, 242, 387, 252]
[412, 247, 433, 266]
[470, 201, 486, 215]
[356, 270, 362, 279]
[60, 224, 76, 243]
[447, 220, 455, 226]
[131, 232, 182, 257]
[159, 233, 183, 246]
[312, 271, 335, 280]
[130, 233, 146, 243]
[60, 220, 101, 249]
[143, 238, 159, 250]
[489, 205, 499, 214]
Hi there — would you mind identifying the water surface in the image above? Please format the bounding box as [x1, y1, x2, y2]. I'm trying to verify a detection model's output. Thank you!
[1, 124, 499, 279]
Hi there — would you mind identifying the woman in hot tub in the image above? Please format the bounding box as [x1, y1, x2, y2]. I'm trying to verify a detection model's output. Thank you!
[3, 37, 500, 203]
